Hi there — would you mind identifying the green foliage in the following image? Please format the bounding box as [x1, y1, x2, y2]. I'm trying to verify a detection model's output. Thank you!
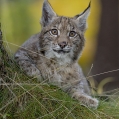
[1, 0, 37, 52]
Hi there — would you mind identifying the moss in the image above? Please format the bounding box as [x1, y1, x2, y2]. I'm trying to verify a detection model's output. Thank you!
[1, 65, 119, 119]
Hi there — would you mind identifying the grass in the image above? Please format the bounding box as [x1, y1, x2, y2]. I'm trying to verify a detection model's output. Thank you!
[1, 74, 119, 119]
[0, 30, 119, 119]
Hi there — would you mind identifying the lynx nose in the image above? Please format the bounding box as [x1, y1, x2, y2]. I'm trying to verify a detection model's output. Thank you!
[58, 41, 67, 49]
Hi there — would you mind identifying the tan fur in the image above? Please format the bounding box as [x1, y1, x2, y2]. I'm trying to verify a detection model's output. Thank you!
[15, 0, 99, 108]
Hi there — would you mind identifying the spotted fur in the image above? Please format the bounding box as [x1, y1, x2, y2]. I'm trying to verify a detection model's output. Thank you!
[15, 0, 99, 108]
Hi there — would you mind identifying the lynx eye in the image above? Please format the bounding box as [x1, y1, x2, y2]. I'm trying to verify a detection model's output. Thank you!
[50, 29, 58, 35]
[69, 31, 76, 37]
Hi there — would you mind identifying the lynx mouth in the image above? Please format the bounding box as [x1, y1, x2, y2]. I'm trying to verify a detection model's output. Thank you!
[53, 49, 70, 53]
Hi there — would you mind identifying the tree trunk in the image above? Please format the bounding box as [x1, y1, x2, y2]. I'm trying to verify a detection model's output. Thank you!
[0, 23, 12, 79]
[92, 0, 119, 92]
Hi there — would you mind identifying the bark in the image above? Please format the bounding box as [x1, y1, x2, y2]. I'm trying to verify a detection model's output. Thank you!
[0, 23, 12, 78]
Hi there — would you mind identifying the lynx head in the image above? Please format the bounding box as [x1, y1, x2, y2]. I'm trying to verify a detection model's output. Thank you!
[39, 0, 90, 64]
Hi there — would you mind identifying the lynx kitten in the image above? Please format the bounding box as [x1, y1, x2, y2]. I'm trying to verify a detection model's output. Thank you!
[15, 0, 99, 108]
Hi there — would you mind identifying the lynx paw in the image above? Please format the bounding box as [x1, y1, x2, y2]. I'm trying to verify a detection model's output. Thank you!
[86, 97, 99, 109]
[72, 92, 99, 109]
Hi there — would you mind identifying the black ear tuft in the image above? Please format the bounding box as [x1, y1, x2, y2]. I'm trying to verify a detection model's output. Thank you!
[74, 2, 91, 32]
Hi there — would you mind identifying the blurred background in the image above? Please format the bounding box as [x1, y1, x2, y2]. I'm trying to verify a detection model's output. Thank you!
[0, 0, 118, 95]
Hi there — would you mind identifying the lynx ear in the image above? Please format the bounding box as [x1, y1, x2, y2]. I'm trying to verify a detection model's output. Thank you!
[40, 0, 57, 27]
[74, 2, 91, 32]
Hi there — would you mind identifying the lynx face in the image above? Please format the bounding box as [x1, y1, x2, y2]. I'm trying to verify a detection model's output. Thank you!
[39, 0, 90, 63]
[40, 17, 82, 60]
[48, 18, 78, 55]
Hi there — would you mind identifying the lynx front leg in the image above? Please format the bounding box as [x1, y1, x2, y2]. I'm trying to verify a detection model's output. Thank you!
[72, 92, 99, 109]
[15, 51, 41, 78]
[69, 81, 99, 109]
[18, 60, 40, 77]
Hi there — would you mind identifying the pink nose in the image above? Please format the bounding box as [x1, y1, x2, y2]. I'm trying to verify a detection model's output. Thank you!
[58, 41, 67, 49]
